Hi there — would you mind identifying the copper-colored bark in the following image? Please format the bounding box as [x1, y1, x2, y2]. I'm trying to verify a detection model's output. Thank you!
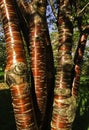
[28, 1, 48, 127]
[29, 13, 47, 119]
[71, 1, 89, 98]
[72, 33, 88, 97]
[51, 0, 76, 130]
[0, 0, 37, 130]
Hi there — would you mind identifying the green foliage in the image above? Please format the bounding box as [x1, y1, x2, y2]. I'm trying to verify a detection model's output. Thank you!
[50, 31, 59, 69]
[0, 42, 6, 82]
[0, 42, 6, 69]
[73, 56, 89, 130]
[73, 81, 89, 130]
[0, 89, 16, 129]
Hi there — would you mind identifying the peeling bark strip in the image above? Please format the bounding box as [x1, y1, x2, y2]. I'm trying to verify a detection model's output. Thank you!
[0, 0, 37, 130]
[28, 0, 47, 124]
[51, 0, 76, 130]
[72, 33, 88, 97]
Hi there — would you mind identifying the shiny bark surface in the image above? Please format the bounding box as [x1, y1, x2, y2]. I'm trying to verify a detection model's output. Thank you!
[0, 0, 37, 129]
[51, 0, 76, 130]
[15, 1, 52, 129]
[1, 0, 88, 130]
[28, 1, 48, 127]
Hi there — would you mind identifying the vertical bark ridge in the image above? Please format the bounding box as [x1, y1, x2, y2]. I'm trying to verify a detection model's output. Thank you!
[0, 0, 37, 130]
[72, 31, 88, 97]
[51, 0, 76, 130]
[28, 0, 48, 128]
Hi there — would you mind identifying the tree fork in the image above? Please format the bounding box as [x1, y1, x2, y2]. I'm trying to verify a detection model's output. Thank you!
[14, 1, 54, 129]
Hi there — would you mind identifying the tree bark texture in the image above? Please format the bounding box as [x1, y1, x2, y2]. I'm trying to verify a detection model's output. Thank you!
[0, 0, 55, 129]
[0, 0, 37, 130]
[28, 1, 48, 128]
[72, 32, 88, 97]
[71, 0, 89, 98]
[51, 0, 76, 130]
[1, 0, 88, 130]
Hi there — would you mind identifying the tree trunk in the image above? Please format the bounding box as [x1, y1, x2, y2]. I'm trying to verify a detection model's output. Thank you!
[27, 0, 48, 128]
[71, 0, 89, 97]
[51, 0, 76, 130]
[72, 32, 88, 97]
[1, 0, 89, 130]
[0, 0, 37, 129]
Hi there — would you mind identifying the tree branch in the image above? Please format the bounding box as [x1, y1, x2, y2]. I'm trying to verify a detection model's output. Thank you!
[77, 2, 89, 16]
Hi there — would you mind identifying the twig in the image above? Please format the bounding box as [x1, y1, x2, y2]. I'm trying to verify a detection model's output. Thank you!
[77, 2, 89, 15]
